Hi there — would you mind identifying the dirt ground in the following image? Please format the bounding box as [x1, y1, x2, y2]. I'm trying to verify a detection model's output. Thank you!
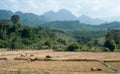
[0, 49, 120, 74]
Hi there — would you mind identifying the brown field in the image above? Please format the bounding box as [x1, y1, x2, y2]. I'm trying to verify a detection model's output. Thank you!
[0, 49, 120, 74]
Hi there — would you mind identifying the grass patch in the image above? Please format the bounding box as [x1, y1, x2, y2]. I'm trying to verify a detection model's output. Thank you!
[17, 69, 31, 74]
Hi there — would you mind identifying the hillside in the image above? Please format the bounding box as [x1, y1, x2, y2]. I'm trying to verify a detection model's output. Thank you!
[79, 15, 105, 25]
[44, 21, 120, 31]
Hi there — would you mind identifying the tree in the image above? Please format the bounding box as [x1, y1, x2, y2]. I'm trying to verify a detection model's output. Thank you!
[44, 41, 51, 49]
[10, 37, 21, 49]
[66, 43, 79, 51]
[105, 31, 113, 40]
[77, 40, 83, 49]
[104, 30, 120, 51]
[0, 32, 4, 39]
[21, 28, 31, 38]
[87, 42, 93, 49]
[11, 15, 20, 24]
[57, 39, 66, 45]
[104, 39, 117, 52]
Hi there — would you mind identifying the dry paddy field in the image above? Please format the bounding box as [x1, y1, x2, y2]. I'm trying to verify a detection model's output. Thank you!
[0, 49, 120, 74]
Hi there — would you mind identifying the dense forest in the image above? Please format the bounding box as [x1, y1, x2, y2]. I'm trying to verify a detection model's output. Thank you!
[0, 15, 120, 52]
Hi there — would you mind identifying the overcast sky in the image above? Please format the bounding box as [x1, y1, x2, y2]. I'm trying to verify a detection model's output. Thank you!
[0, 0, 120, 18]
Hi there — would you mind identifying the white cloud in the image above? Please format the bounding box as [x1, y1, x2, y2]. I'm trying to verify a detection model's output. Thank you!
[8, 0, 14, 2]
[8, 0, 17, 3]
[76, 0, 120, 18]
[115, 5, 120, 12]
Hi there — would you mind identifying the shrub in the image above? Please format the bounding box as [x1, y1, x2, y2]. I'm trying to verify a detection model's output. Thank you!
[44, 41, 51, 49]
[104, 39, 117, 52]
[66, 43, 79, 51]
[101, 48, 110, 52]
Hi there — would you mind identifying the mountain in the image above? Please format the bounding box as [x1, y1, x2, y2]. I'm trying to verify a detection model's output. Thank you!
[15, 11, 47, 25]
[0, 9, 120, 25]
[0, 10, 47, 26]
[0, 9, 78, 25]
[41, 9, 106, 25]
[41, 9, 105, 25]
[0, 10, 12, 19]
[102, 16, 120, 22]
[79, 15, 105, 25]
[41, 9, 78, 22]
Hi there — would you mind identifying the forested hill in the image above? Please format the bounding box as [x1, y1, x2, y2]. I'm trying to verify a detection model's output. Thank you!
[0, 15, 75, 50]
[44, 21, 120, 31]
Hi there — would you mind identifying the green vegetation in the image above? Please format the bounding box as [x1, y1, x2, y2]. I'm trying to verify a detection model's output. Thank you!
[11, 15, 20, 24]
[104, 30, 120, 51]
[66, 43, 79, 51]
[0, 15, 120, 52]
[104, 39, 117, 52]
[0, 15, 72, 50]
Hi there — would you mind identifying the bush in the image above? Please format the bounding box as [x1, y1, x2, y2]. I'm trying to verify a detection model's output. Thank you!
[44, 41, 51, 49]
[104, 39, 117, 52]
[57, 39, 67, 45]
[0, 40, 8, 48]
[101, 48, 110, 52]
[66, 43, 79, 51]
[21, 28, 31, 38]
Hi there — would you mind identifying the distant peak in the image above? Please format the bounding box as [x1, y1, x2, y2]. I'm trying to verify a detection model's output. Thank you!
[58, 9, 68, 11]
[57, 9, 71, 13]
[81, 15, 89, 17]
[45, 10, 55, 14]
[49, 10, 54, 13]
[43, 10, 55, 16]
[15, 11, 23, 14]
[79, 15, 92, 19]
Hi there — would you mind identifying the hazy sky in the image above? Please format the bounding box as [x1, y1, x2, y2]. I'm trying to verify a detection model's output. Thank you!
[0, 0, 120, 18]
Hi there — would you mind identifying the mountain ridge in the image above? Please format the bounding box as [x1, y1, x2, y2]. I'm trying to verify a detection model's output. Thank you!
[0, 9, 120, 25]
[41, 9, 78, 22]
